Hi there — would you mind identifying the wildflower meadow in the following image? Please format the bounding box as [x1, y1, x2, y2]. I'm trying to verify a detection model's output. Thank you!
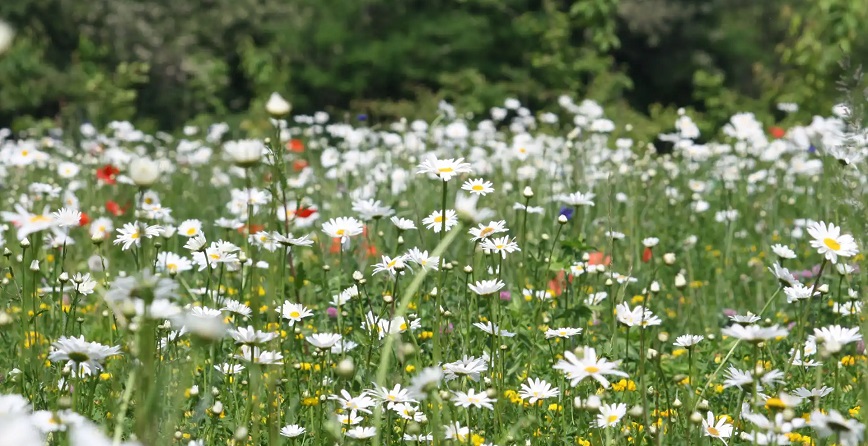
[0, 91, 866, 446]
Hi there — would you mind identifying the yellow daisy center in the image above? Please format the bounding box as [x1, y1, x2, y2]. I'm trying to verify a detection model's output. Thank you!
[437, 167, 453, 173]
[472, 184, 484, 191]
[289, 311, 300, 319]
[607, 415, 619, 424]
[336, 229, 346, 236]
[187, 228, 197, 235]
[823, 238, 841, 251]
[584, 365, 599, 374]
[707, 427, 719, 436]
[131, 231, 140, 239]
[434, 216, 443, 223]
[29, 215, 51, 224]
[21, 150, 29, 156]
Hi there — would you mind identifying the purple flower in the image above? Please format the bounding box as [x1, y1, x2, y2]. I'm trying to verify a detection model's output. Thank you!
[559, 206, 574, 220]
[327, 307, 338, 318]
[499, 291, 511, 301]
[722, 309, 737, 318]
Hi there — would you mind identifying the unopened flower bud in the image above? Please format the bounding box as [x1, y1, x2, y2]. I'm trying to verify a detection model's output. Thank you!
[558, 214, 568, 224]
[59, 272, 69, 283]
[628, 406, 644, 418]
[336, 358, 354, 378]
[29, 260, 39, 271]
[663, 253, 676, 265]
[353, 271, 364, 282]
[675, 273, 687, 289]
[690, 412, 703, 424]
[522, 186, 534, 198]
[649, 281, 660, 293]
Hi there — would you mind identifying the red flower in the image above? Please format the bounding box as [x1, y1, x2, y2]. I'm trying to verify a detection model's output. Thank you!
[78, 212, 90, 226]
[105, 200, 126, 216]
[238, 224, 265, 235]
[288, 139, 305, 153]
[96, 165, 120, 185]
[588, 251, 612, 266]
[770, 126, 786, 139]
[292, 160, 309, 172]
[295, 207, 317, 219]
[642, 247, 653, 263]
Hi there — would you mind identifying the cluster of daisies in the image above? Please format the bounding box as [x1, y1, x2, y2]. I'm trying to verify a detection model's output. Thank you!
[0, 94, 865, 446]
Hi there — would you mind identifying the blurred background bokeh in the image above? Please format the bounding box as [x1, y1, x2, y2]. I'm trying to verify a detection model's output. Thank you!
[0, 0, 866, 137]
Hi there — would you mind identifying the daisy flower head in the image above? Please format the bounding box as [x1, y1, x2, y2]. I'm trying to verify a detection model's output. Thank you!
[224, 139, 264, 167]
[52, 208, 82, 228]
[322, 216, 364, 239]
[461, 178, 494, 196]
[352, 198, 395, 221]
[416, 156, 473, 182]
[178, 219, 202, 237]
[422, 209, 458, 233]
[306, 332, 342, 349]
[642, 237, 659, 248]
[452, 388, 495, 410]
[372, 254, 409, 276]
[673, 334, 704, 348]
[702, 411, 734, 443]
[113, 222, 162, 251]
[783, 282, 817, 303]
[48, 336, 122, 371]
[808, 409, 864, 446]
[807, 220, 858, 264]
[770, 244, 796, 260]
[518, 378, 559, 404]
[468, 279, 505, 295]
[468, 220, 508, 241]
[557, 191, 595, 207]
[480, 235, 520, 259]
[721, 323, 787, 343]
[812, 325, 861, 354]
[553, 346, 628, 388]
[595, 403, 627, 428]
[405, 247, 439, 271]
[279, 424, 305, 438]
[544, 327, 583, 339]
[390, 216, 417, 231]
[345, 426, 377, 439]
[277, 301, 313, 325]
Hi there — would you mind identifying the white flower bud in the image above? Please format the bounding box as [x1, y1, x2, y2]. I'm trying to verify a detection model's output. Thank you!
[675, 273, 687, 289]
[650, 281, 660, 293]
[129, 157, 161, 187]
[522, 186, 534, 198]
[690, 412, 703, 424]
[266, 92, 292, 117]
[352, 271, 364, 281]
[59, 272, 69, 282]
[663, 253, 676, 265]
[211, 401, 223, 414]
[558, 214, 568, 224]
[29, 260, 39, 271]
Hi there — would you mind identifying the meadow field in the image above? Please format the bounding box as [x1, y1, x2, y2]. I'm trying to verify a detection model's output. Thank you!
[0, 95, 865, 445]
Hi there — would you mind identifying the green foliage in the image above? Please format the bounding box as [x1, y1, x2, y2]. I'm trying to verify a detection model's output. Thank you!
[0, 0, 866, 131]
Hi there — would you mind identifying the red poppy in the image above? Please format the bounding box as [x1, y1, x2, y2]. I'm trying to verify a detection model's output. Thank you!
[295, 207, 317, 219]
[588, 251, 612, 266]
[288, 139, 305, 153]
[292, 160, 308, 172]
[769, 126, 786, 139]
[547, 270, 567, 296]
[96, 165, 119, 185]
[105, 200, 125, 216]
[642, 247, 653, 263]
[238, 224, 265, 235]
[78, 212, 90, 226]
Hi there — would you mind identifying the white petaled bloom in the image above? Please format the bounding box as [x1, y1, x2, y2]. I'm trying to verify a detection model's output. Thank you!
[306, 333, 342, 349]
[322, 216, 365, 242]
[673, 334, 704, 348]
[48, 336, 122, 371]
[615, 302, 662, 328]
[224, 139, 264, 167]
[595, 403, 627, 428]
[729, 313, 761, 324]
[812, 325, 861, 354]
[345, 426, 377, 439]
[808, 410, 865, 446]
[518, 378, 559, 404]
[807, 221, 858, 264]
[72, 273, 97, 295]
[557, 191, 595, 206]
[330, 389, 377, 414]
[642, 237, 659, 248]
[336, 410, 364, 426]
[722, 323, 787, 342]
[372, 254, 409, 276]
[405, 247, 439, 271]
[52, 208, 82, 228]
[783, 282, 817, 303]
[390, 216, 417, 231]
[461, 178, 494, 196]
[768, 263, 797, 287]
[178, 219, 202, 237]
[113, 222, 162, 250]
[221, 299, 252, 317]
[129, 157, 161, 187]
[468, 220, 508, 241]
[416, 156, 473, 181]
[366, 383, 417, 408]
[702, 411, 734, 443]
[770, 244, 796, 260]
[480, 235, 520, 259]
[451, 388, 496, 410]
[473, 321, 515, 337]
[228, 326, 278, 345]
[553, 346, 628, 388]
[184, 233, 207, 251]
[277, 301, 313, 325]
[544, 327, 583, 339]
[156, 251, 193, 275]
[266, 92, 292, 116]
[279, 424, 305, 438]
[422, 209, 458, 233]
[442, 356, 488, 382]
[352, 198, 395, 221]
[235, 346, 284, 365]
[272, 232, 315, 248]
[468, 279, 505, 295]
